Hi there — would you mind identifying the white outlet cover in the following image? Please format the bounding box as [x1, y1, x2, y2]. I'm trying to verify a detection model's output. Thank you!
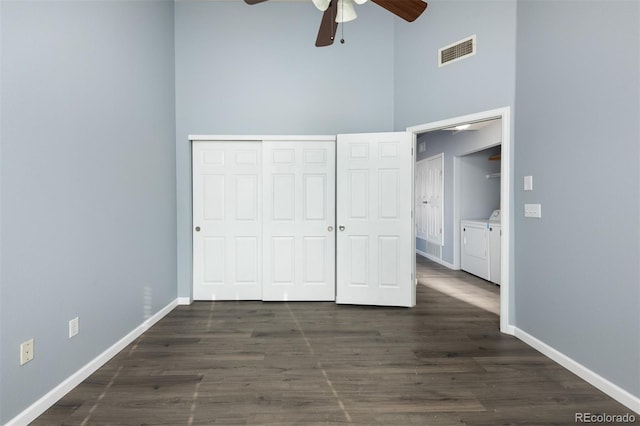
[524, 175, 533, 191]
[20, 339, 34, 365]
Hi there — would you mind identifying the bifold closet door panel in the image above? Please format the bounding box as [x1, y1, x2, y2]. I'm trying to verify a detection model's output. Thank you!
[335, 132, 414, 307]
[262, 141, 336, 301]
[192, 141, 262, 300]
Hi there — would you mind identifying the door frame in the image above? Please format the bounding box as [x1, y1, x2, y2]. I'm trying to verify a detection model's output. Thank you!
[407, 107, 514, 335]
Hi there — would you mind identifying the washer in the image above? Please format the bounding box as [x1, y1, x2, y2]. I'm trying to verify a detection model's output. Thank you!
[488, 212, 501, 285]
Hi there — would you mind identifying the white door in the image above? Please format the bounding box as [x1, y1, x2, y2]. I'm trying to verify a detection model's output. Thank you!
[415, 159, 428, 240]
[192, 141, 262, 300]
[262, 140, 336, 301]
[425, 154, 444, 246]
[336, 132, 414, 307]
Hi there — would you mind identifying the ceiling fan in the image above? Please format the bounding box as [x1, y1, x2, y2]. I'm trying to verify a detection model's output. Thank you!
[243, 0, 428, 47]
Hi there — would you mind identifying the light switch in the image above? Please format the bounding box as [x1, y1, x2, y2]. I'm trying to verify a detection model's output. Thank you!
[524, 175, 533, 191]
[524, 203, 541, 218]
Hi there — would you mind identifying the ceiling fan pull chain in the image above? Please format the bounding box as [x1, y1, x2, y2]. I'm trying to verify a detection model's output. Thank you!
[340, 0, 345, 44]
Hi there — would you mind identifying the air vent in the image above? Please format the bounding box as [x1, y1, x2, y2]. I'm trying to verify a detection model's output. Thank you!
[438, 35, 476, 67]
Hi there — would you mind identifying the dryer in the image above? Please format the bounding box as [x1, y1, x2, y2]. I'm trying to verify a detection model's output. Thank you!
[461, 210, 501, 284]
[461, 219, 490, 281]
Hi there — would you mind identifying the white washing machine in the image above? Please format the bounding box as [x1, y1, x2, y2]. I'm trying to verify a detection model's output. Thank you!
[461, 210, 501, 284]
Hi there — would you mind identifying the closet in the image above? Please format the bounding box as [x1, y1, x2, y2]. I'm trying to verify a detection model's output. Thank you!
[191, 133, 415, 307]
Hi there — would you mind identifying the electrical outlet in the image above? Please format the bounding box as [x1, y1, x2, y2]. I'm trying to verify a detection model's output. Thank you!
[69, 317, 79, 338]
[20, 339, 34, 365]
[524, 203, 542, 218]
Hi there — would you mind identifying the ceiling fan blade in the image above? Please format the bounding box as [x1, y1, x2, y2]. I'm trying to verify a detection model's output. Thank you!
[315, 0, 339, 47]
[244, 0, 269, 4]
[371, 0, 427, 22]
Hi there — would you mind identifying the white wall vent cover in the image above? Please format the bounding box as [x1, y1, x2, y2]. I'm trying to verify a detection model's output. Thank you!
[438, 35, 476, 67]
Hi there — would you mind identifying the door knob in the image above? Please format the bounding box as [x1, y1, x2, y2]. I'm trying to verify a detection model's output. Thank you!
[328, 226, 334, 232]
[339, 225, 345, 231]
[195, 226, 201, 232]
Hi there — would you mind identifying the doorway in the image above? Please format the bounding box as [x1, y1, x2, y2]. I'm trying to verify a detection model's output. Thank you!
[407, 107, 513, 334]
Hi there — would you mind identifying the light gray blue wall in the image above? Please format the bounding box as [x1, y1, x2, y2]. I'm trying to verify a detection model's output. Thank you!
[416, 122, 502, 263]
[393, 0, 517, 130]
[0, 1, 177, 422]
[514, 0, 640, 395]
[459, 146, 501, 220]
[175, 0, 396, 298]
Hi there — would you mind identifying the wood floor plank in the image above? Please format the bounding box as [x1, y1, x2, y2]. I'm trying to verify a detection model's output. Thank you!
[31, 257, 635, 425]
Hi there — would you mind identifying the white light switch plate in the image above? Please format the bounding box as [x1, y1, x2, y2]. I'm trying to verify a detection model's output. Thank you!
[69, 317, 79, 338]
[524, 175, 533, 191]
[524, 203, 542, 218]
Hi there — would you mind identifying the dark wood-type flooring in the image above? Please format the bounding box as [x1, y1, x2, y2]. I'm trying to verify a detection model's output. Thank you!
[33, 257, 635, 425]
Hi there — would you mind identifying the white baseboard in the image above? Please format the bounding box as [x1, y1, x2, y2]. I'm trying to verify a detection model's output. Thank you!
[416, 250, 456, 270]
[7, 298, 179, 426]
[416, 249, 429, 258]
[177, 297, 191, 305]
[514, 327, 640, 415]
[500, 323, 516, 336]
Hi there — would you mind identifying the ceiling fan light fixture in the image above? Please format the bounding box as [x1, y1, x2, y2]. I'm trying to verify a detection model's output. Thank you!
[311, 0, 330, 12]
[244, 0, 429, 47]
[336, 0, 357, 23]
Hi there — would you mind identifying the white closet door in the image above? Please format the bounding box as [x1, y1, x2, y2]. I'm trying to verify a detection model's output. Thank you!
[192, 141, 262, 300]
[425, 153, 444, 246]
[262, 140, 336, 301]
[336, 132, 414, 307]
[415, 159, 428, 240]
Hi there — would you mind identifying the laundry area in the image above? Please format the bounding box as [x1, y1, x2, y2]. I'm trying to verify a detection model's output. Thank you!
[414, 119, 502, 287]
[459, 145, 502, 285]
